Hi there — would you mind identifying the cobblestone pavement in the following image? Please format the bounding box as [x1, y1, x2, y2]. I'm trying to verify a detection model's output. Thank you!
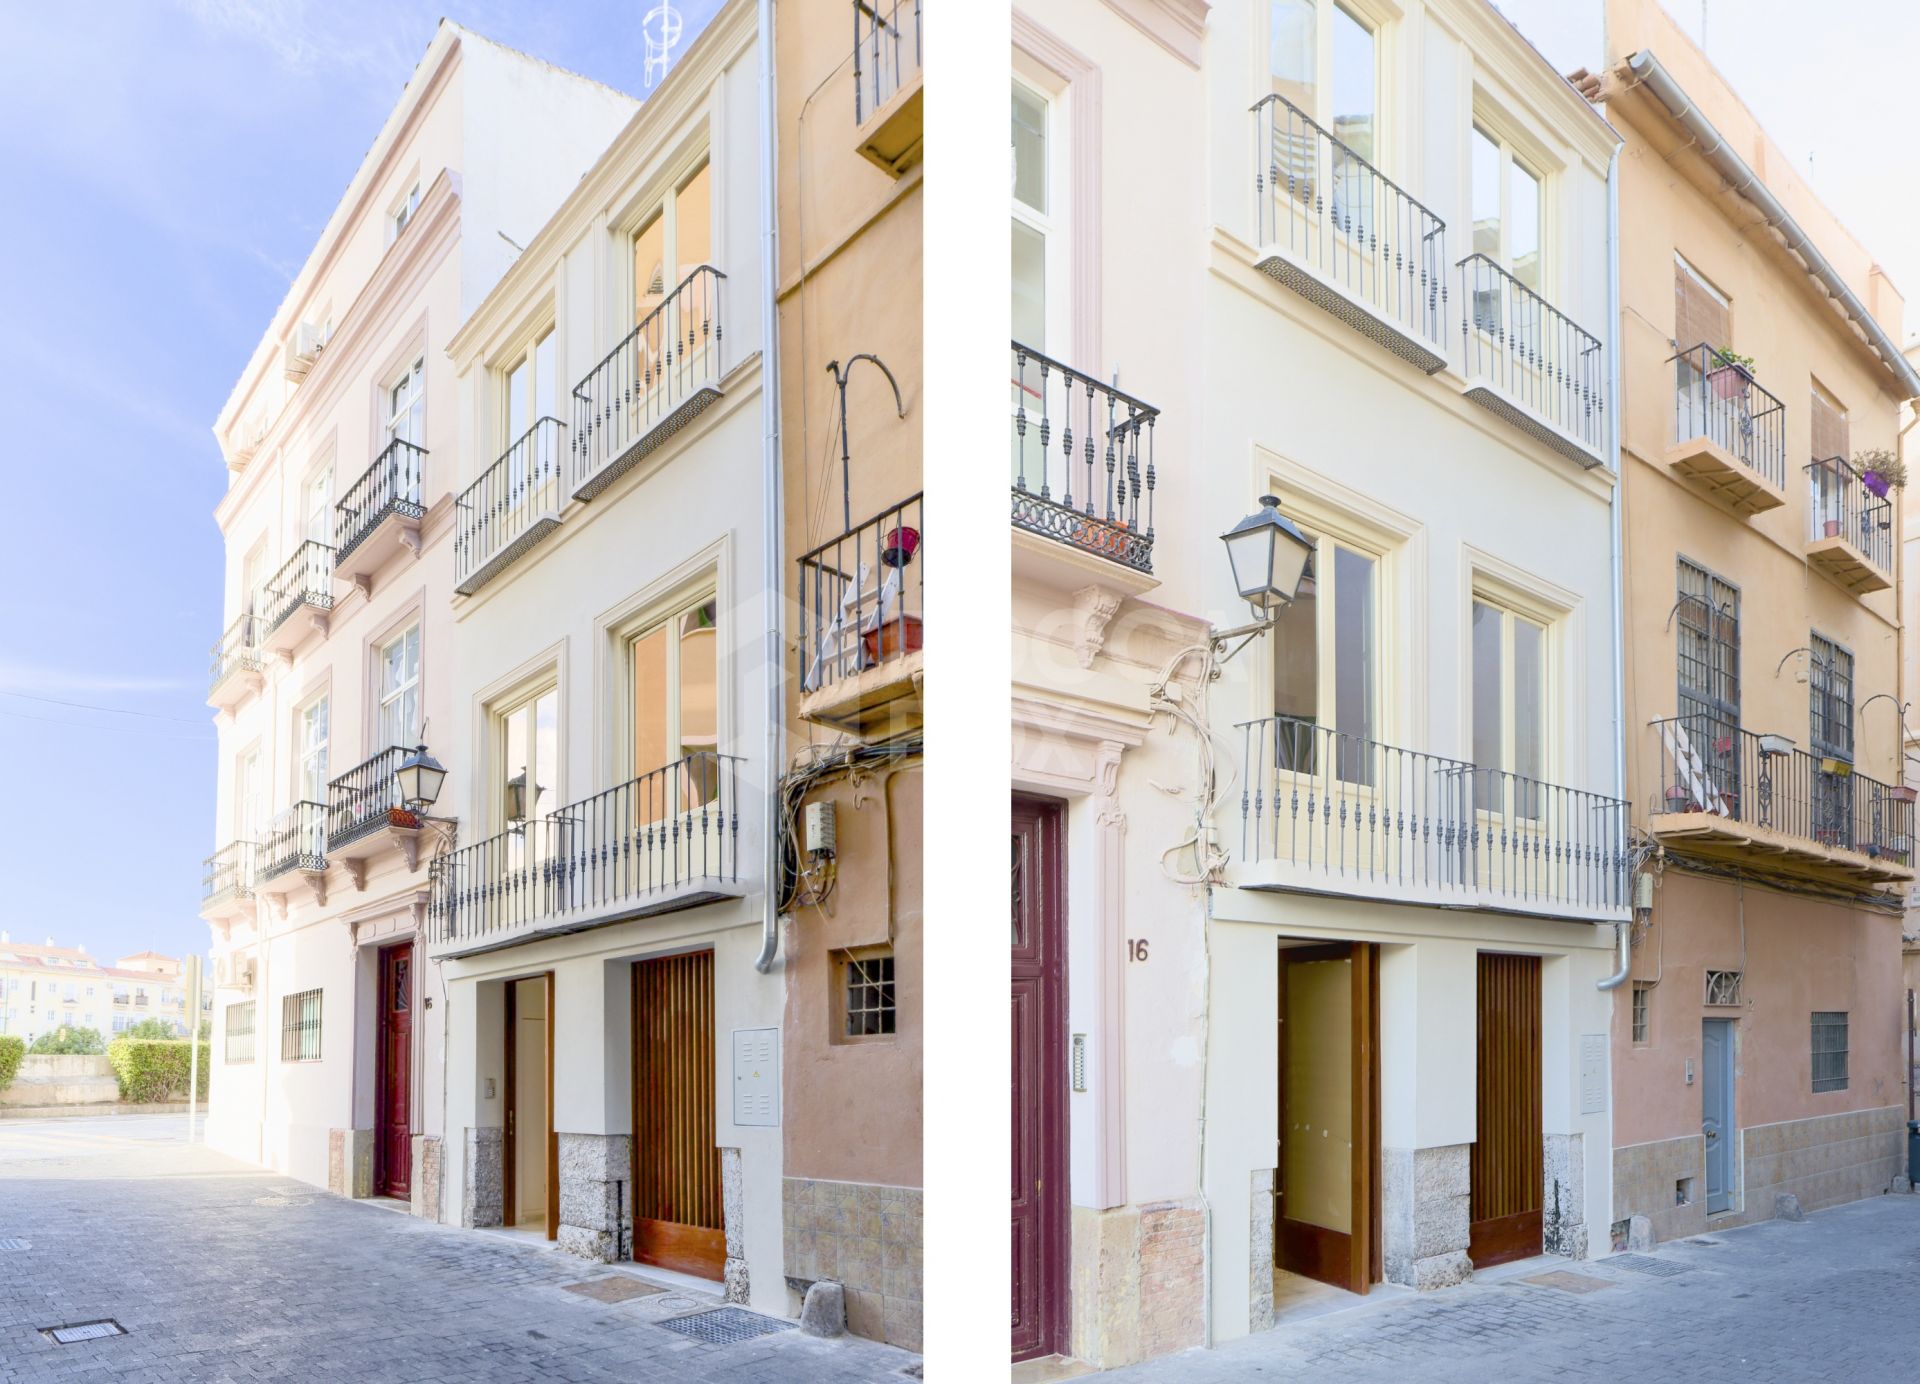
[1095, 1192, 1920, 1383]
[0, 1114, 921, 1383]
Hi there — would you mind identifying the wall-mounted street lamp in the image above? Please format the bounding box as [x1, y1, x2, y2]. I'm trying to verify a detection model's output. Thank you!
[1212, 494, 1314, 663]
[394, 744, 447, 814]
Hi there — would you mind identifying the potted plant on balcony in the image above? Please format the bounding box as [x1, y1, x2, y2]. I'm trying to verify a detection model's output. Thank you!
[1854, 447, 1906, 499]
[388, 807, 421, 829]
[1707, 348, 1756, 400]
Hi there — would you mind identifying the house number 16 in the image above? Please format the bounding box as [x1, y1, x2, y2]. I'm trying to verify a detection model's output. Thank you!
[1127, 938, 1149, 962]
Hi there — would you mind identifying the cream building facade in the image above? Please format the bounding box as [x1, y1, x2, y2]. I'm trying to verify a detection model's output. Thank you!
[435, 0, 788, 1311]
[1012, 0, 1627, 1368]
[199, 23, 637, 1204]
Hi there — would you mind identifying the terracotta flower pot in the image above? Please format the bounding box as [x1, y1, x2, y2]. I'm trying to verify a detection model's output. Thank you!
[388, 807, 421, 829]
[1708, 364, 1749, 400]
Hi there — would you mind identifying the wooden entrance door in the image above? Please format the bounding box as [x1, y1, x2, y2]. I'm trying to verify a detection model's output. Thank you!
[1469, 952, 1542, 1267]
[1011, 795, 1066, 1362]
[375, 942, 413, 1200]
[632, 951, 724, 1279]
[1275, 942, 1379, 1294]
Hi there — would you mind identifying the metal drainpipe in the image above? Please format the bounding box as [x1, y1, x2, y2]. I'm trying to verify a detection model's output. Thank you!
[1598, 136, 1634, 993]
[754, 0, 785, 974]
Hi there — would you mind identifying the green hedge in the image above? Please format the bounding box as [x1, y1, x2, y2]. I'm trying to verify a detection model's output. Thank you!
[106, 1038, 210, 1103]
[0, 1035, 22, 1092]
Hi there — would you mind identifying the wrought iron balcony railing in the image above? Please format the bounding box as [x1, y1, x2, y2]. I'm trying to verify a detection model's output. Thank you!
[454, 417, 567, 594]
[259, 801, 328, 881]
[1649, 716, 1912, 866]
[209, 614, 263, 695]
[1010, 341, 1157, 572]
[853, 0, 920, 123]
[258, 540, 335, 641]
[327, 746, 412, 851]
[1252, 92, 1447, 366]
[429, 752, 743, 951]
[571, 265, 725, 501]
[1671, 344, 1785, 490]
[1237, 715, 1629, 915]
[202, 840, 258, 909]
[336, 439, 426, 564]
[799, 492, 923, 697]
[1805, 456, 1894, 573]
[1457, 253, 1605, 464]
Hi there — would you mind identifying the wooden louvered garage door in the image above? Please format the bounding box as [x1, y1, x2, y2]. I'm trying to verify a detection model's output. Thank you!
[1469, 952, 1542, 1268]
[633, 950, 725, 1279]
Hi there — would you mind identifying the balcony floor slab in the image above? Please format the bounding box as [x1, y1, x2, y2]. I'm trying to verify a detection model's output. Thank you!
[1228, 861, 1629, 924]
[1253, 248, 1448, 375]
[429, 879, 747, 960]
[1462, 382, 1605, 469]
[572, 384, 722, 504]
[1665, 436, 1786, 515]
[1648, 810, 1913, 888]
[1804, 536, 1891, 595]
[455, 515, 563, 596]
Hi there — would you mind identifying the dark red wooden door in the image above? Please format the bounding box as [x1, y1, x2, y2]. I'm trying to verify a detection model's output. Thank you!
[1011, 795, 1066, 1362]
[376, 942, 413, 1199]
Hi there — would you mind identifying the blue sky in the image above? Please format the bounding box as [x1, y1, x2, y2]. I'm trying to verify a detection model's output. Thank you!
[0, 0, 720, 967]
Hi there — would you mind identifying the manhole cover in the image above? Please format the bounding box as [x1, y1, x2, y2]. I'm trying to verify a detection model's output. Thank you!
[1519, 1269, 1614, 1295]
[44, 1320, 126, 1344]
[657, 1307, 795, 1345]
[1609, 1253, 1691, 1277]
[650, 1293, 708, 1312]
[564, 1276, 666, 1303]
[0, 1238, 30, 1252]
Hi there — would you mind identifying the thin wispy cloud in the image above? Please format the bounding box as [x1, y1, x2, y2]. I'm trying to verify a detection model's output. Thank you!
[0, 662, 193, 696]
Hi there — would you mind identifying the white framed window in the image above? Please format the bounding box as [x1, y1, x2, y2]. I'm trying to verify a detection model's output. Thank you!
[1270, 532, 1379, 758]
[297, 695, 330, 804]
[630, 159, 712, 327]
[1470, 597, 1548, 809]
[1267, 0, 1379, 159]
[242, 540, 271, 621]
[1010, 78, 1060, 355]
[237, 745, 264, 843]
[385, 359, 426, 449]
[504, 331, 559, 444]
[628, 594, 719, 798]
[304, 465, 333, 545]
[376, 624, 422, 749]
[499, 684, 560, 831]
[390, 182, 421, 241]
[1470, 123, 1544, 294]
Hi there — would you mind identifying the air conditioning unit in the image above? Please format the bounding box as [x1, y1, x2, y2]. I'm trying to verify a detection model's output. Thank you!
[282, 321, 329, 383]
[215, 952, 256, 992]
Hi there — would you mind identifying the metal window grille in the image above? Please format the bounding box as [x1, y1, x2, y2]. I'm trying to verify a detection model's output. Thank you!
[1809, 634, 1854, 761]
[225, 1002, 255, 1064]
[1676, 558, 1741, 805]
[280, 988, 323, 1062]
[1631, 983, 1651, 1045]
[1811, 1010, 1849, 1092]
[843, 951, 896, 1038]
[1704, 970, 1743, 1006]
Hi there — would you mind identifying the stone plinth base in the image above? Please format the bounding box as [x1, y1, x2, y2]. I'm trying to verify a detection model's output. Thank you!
[1382, 1144, 1471, 1290]
[327, 1128, 372, 1199]
[556, 1132, 631, 1262]
[461, 1126, 503, 1228]
[782, 1177, 923, 1353]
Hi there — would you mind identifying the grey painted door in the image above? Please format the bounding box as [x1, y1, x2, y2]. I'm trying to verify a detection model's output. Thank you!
[1702, 1019, 1734, 1214]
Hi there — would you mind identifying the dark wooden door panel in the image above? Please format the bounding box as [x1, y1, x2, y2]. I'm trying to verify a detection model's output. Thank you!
[633, 951, 725, 1280]
[1470, 953, 1542, 1268]
[375, 943, 413, 1200]
[1011, 795, 1066, 1363]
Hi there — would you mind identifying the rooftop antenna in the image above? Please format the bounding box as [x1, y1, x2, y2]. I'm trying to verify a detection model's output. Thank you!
[643, 3, 684, 88]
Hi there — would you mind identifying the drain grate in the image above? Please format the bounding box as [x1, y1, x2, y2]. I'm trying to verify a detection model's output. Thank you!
[1609, 1253, 1692, 1277]
[44, 1320, 126, 1345]
[657, 1307, 796, 1345]
[0, 1238, 30, 1252]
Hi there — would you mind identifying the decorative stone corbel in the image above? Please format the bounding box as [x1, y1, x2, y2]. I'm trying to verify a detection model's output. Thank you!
[1072, 584, 1125, 670]
[343, 859, 369, 893]
[353, 572, 375, 600]
[400, 526, 425, 559]
[299, 867, 329, 909]
[308, 611, 330, 641]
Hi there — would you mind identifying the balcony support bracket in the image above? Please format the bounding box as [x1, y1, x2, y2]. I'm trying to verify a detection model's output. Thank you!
[352, 572, 375, 600]
[343, 859, 369, 893]
[1073, 585, 1125, 669]
[300, 867, 328, 909]
[399, 527, 424, 560]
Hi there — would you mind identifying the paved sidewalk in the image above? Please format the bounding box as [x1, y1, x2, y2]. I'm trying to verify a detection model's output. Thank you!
[0, 1114, 920, 1382]
[1092, 1193, 1920, 1383]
